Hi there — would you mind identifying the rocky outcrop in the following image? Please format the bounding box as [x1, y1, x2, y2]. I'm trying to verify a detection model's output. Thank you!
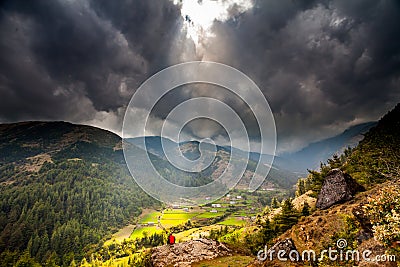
[150, 238, 231, 267]
[316, 169, 364, 209]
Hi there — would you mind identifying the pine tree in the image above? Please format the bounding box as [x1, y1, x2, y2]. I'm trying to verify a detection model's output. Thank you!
[274, 198, 299, 233]
[296, 179, 306, 197]
[271, 197, 279, 209]
[31, 233, 41, 257]
[38, 232, 49, 261]
[15, 250, 41, 267]
[44, 252, 59, 267]
[301, 201, 310, 216]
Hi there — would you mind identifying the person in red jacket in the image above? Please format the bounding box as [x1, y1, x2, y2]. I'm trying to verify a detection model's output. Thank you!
[168, 233, 175, 245]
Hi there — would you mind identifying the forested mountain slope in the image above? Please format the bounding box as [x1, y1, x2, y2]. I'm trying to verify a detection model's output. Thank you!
[0, 122, 159, 266]
[304, 103, 400, 194]
[283, 121, 377, 172]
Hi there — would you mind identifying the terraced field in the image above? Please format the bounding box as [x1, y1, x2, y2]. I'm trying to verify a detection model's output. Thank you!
[195, 211, 223, 219]
[130, 226, 163, 239]
[218, 216, 247, 226]
[139, 210, 162, 223]
[160, 210, 199, 227]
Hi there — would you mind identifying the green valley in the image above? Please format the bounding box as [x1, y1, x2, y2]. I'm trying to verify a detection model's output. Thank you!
[0, 121, 292, 266]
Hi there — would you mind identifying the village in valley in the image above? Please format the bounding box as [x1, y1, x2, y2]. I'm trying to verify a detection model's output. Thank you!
[107, 188, 283, 246]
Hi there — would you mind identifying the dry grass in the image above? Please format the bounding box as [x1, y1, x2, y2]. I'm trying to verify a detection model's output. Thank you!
[292, 190, 316, 211]
[261, 180, 400, 267]
[192, 255, 255, 267]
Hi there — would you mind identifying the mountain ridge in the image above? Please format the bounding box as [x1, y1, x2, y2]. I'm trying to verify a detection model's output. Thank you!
[283, 121, 378, 172]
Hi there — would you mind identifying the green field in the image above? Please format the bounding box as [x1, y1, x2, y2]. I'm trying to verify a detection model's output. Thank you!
[139, 211, 162, 223]
[195, 212, 222, 219]
[218, 217, 247, 226]
[163, 209, 194, 214]
[130, 226, 162, 239]
[160, 212, 198, 227]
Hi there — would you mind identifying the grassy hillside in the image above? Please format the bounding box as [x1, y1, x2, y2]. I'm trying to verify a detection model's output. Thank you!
[250, 104, 400, 266]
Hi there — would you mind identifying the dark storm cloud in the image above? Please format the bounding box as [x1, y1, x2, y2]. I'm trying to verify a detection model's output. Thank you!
[204, 0, 400, 151]
[88, 0, 185, 71]
[0, 0, 399, 153]
[0, 0, 182, 123]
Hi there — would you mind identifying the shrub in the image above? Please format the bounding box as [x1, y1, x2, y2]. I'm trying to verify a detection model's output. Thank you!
[364, 184, 400, 245]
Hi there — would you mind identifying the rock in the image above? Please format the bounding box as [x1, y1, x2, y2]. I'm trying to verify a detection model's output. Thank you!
[357, 239, 397, 267]
[352, 205, 373, 241]
[150, 238, 231, 267]
[264, 238, 298, 261]
[352, 205, 371, 227]
[316, 169, 364, 209]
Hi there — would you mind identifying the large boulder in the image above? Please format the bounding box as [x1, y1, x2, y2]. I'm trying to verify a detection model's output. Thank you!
[316, 169, 364, 209]
[151, 238, 231, 267]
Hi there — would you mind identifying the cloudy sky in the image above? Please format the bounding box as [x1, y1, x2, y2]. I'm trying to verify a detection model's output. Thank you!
[0, 0, 399, 153]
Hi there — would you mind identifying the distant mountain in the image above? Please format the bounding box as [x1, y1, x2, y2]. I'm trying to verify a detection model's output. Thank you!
[128, 136, 299, 190]
[282, 121, 377, 172]
[0, 121, 123, 164]
[128, 136, 177, 160]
